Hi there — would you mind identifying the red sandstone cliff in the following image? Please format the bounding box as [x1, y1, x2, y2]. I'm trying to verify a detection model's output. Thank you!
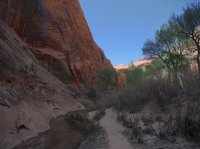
[0, 0, 112, 88]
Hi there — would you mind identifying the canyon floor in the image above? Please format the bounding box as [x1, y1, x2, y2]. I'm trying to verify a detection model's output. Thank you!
[12, 107, 200, 149]
[12, 108, 133, 149]
[99, 108, 133, 149]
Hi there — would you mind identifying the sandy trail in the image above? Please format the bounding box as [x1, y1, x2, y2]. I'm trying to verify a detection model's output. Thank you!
[99, 108, 133, 149]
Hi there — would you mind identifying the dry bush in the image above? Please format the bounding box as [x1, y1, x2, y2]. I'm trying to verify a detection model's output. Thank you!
[66, 111, 98, 136]
[154, 102, 200, 142]
[116, 71, 200, 111]
[117, 112, 141, 140]
[116, 77, 180, 112]
[177, 103, 200, 141]
[94, 93, 120, 110]
[94, 76, 180, 113]
[116, 72, 200, 142]
[181, 73, 200, 101]
[93, 108, 105, 121]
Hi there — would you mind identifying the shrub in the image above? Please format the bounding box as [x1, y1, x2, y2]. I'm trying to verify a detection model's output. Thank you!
[155, 102, 200, 142]
[87, 87, 97, 100]
[59, 68, 71, 83]
[66, 110, 97, 135]
[126, 67, 146, 86]
[117, 112, 142, 142]
[83, 79, 98, 100]
[178, 103, 200, 141]
[96, 68, 118, 95]
[93, 109, 105, 121]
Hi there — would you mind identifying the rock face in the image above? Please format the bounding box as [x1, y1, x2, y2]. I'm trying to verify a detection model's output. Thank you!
[0, 0, 112, 88]
[0, 20, 84, 149]
[114, 58, 153, 82]
[115, 57, 153, 71]
[0, 1, 114, 148]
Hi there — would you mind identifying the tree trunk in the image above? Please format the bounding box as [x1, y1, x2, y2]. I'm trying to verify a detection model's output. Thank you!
[193, 38, 200, 75]
[174, 70, 179, 87]
[197, 49, 200, 75]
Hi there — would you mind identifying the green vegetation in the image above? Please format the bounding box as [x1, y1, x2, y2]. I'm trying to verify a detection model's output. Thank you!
[126, 67, 146, 86]
[170, 2, 200, 74]
[84, 68, 118, 101]
[96, 67, 118, 95]
[142, 24, 190, 85]
[58, 68, 71, 83]
[83, 79, 97, 100]
[91, 2, 200, 145]
[120, 2, 200, 143]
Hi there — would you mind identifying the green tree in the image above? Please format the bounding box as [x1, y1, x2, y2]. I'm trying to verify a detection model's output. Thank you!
[145, 60, 164, 78]
[156, 24, 189, 82]
[142, 24, 189, 84]
[97, 68, 118, 95]
[170, 2, 200, 74]
[83, 79, 97, 100]
[126, 67, 146, 86]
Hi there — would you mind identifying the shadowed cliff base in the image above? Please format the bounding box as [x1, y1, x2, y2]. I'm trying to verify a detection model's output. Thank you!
[0, 12, 84, 149]
[13, 114, 85, 149]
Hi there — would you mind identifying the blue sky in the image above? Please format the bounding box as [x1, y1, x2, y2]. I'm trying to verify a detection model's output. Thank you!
[80, 0, 199, 66]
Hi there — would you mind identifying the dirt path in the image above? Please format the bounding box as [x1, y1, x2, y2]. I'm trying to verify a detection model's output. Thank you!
[99, 108, 133, 149]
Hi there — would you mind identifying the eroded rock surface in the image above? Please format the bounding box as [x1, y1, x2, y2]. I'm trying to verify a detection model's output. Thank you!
[0, 20, 84, 149]
[0, 0, 113, 88]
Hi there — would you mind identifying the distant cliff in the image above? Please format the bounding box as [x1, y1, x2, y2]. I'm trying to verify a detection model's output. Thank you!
[114, 58, 153, 81]
[0, 0, 113, 88]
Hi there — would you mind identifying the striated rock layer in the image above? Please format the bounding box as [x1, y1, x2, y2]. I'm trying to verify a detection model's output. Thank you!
[0, 20, 84, 149]
[0, 0, 113, 88]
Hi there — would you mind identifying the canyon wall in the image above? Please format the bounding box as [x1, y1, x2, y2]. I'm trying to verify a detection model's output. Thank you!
[0, 20, 84, 149]
[0, 0, 113, 88]
[0, 1, 119, 147]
